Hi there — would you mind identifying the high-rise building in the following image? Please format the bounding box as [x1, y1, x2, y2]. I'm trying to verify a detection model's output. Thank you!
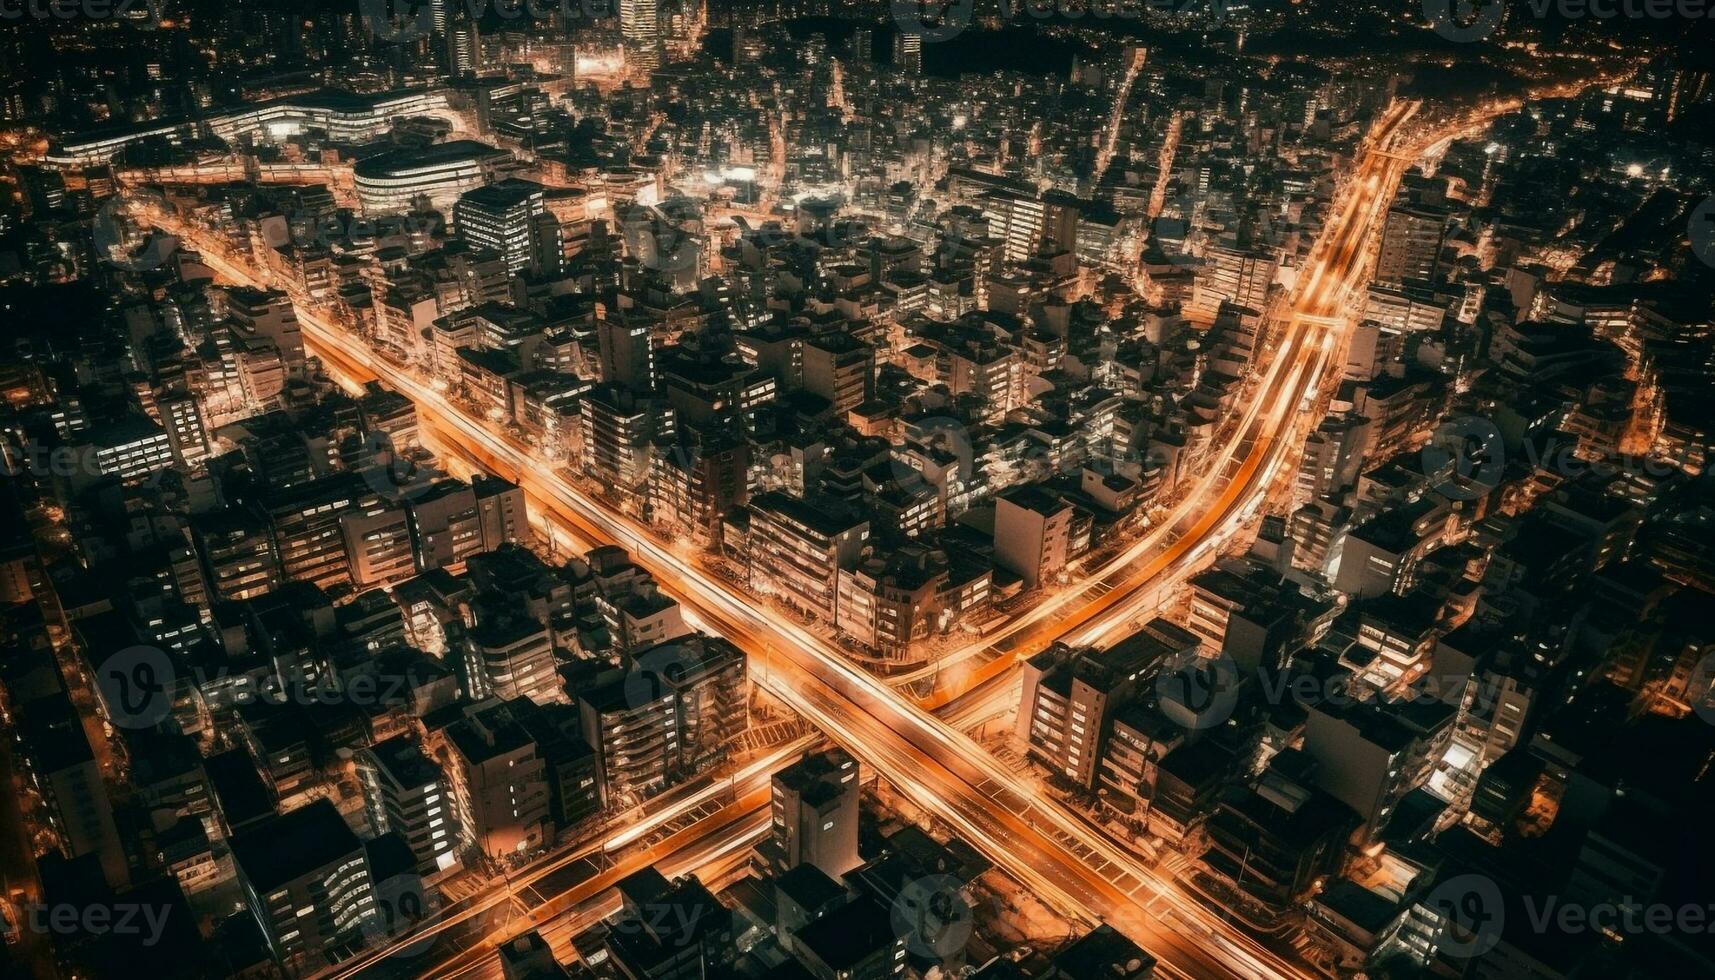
[646, 428, 751, 544]
[341, 499, 415, 590]
[577, 663, 677, 804]
[979, 188, 1045, 264]
[604, 869, 739, 980]
[261, 472, 383, 592]
[77, 414, 174, 487]
[231, 800, 376, 971]
[1189, 244, 1278, 322]
[1017, 619, 1200, 789]
[834, 546, 966, 662]
[851, 27, 873, 63]
[791, 895, 906, 980]
[994, 486, 1075, 589]
[578, 635, 747, 804]
[448, 19, 481, 78]
[353, 141, 517, 215]
[1296, 412, 1373, 502]
[1375, 203, 1449, 285]
[226, 286, 305, 375]
[596, 315, 655, 389]
[512, 702, 604, 829]
[157, 389, 211, 467]
[1301, 698, 1455, 839]
[621, 0, 662, 71]
[357, 736, 462, 877]
[406, 473, 527, 571]
[579, 384, 674, 492]
[454, 179, 560, 276]
[462, 611, 561, 705]
[1663, 60, 1713, 123]
[801, 332, 874, 415]
[474, 473, 527, 543]
[746, 492, 869, 626]
[17, 695, 129, 888]
[893, 31, 922, 77]
[193, 508, 282, 602]
[1186, 561, 1330, 674]
[658, 346, 778, 432]
[620, 0, 659, 41]
[405, 481, 487, 572]
[767, 749, 861, 878]
[443, 698, 554, 860]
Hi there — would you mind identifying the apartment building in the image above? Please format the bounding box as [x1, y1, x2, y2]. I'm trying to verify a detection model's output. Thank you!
[443, 699, 554, 860]
[231, 800, 375, 971]
[357, 736, 462, 877]
[995, 485, 1075, 589]
[747, 491, 869, 626]
[1017, 618, 1201, 790]
[577, 635, 746, 805]
[766, 749, 862, 879]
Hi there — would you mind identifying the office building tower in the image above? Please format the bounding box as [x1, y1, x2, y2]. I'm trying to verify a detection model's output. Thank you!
[1017, 619, 1200, 789]
[578, 635, 747, 804]
[454, 179, 561, 277]
[77, 414, 174, 487]
[462, 611, 561, 705]
[893, 31, 922, 77]
[596, 315, 655, 389]
[621, 0, 662, 72]
[852, 27, 873, 63]
[226, 286, 305, 375]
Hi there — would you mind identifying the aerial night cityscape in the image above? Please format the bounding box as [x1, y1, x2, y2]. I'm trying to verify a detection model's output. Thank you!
[0, 1, 1713, 979]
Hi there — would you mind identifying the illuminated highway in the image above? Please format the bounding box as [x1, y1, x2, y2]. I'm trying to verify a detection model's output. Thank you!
[906, 99, 1433, 705]
[315, 740, 811, 980]
[172, 237, 1298, 978]
[415, 797, 767, 980]
[136, 100, 1501, 979]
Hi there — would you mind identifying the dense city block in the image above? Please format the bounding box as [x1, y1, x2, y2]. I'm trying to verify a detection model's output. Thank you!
[0, 2, 1712, 980]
